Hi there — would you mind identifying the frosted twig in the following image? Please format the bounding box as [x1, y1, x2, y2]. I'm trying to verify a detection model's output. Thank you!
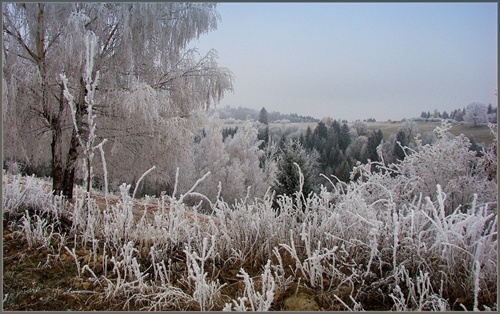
[132, 165, 156, 199]
[172, 167, 180, 199]
[94, 139, 109, 207]
[178, 171, 210, 204]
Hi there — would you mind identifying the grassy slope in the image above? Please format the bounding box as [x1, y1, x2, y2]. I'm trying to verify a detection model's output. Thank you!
[366, 121, 495, 144]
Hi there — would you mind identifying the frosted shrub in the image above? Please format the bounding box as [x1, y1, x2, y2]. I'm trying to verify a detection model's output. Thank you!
[190, 119, 237, 204]
[128, 286, 192, 311]
[101, 241, 149, 305]
[405, 188, 498, 301]
[68, 194, 103, 250]
[187, 118, 273, 207]
[149, 201, 193, 254]
[225, 122, 273, 199]
[478, 123, 497, 181]
[214, 197, 279, 263]
[349, 123, 495, 218]
[271, 247, 294, 293]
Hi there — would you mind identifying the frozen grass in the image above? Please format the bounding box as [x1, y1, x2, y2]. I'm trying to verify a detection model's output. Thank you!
[229, 259, 275, 311]
[2, 123, 497, 311]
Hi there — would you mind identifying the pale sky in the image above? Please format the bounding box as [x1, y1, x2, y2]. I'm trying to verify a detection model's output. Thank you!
[191, 2, 498, 122]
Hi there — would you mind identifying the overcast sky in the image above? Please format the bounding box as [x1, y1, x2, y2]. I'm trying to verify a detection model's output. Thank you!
[191, 2, 497, 122]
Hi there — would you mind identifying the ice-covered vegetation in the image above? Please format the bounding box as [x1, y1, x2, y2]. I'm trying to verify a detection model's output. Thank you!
[2, 3, 234, 199]
[2, 2, 497, 311]
[3, 123, 497, 311]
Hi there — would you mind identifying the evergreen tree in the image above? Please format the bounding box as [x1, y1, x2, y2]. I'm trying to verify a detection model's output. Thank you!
[367, 129, 384, 162]
[298, 132, 305, 146]
[326, 143, 343, 172]
[273, 140, 317, 204]
[339, 123, 351, 152]
[304, 126, 314, 150]
[394, 129, 409, 160]
[279, 134, 287, 148]
[257, 126, 269, 150]
[468, 136, 483, 157]
[222, 127, 238, 141]
[258, 107, 269, 125]
[325, 127, 334, 143]
[455, 109, 464, 122]
[433, 109, 441, 118]
[335, 159, 352, 182]
[487, 103, 494, 114]
[313, 121, 328, 140]
[331, 120, 341, 137]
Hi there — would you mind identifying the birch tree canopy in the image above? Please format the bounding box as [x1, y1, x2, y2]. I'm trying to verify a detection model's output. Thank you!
[3, 3, 234, 197]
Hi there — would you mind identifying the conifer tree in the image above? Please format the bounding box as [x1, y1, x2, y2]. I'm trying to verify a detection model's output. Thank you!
[258, 107, 269, 125]
[313, 121, 328, 139]
[257, 126, 269, 150]
[304, 126, 314, 150]
[335, 159, 352, 182]
[394, 129, 409, 160]
[339, 123, 351, 152]
[367, 129, 384, 162]
[273, 140, 316, 204]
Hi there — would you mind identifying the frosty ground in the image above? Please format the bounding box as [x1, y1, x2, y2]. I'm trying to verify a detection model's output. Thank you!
[3, 124, 497, 311]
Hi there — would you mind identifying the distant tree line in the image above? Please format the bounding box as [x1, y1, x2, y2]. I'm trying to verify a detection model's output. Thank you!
[418, 103, 497, 124]
[211, 106, 319, 123]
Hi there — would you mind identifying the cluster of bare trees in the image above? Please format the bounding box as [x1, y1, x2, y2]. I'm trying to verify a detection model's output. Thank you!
[3, 3, 233, 198]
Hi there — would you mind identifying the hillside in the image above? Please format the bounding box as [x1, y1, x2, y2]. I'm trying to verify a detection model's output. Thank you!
[3, 123, 497, 311]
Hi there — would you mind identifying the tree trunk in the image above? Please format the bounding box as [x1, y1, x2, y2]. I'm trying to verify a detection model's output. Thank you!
[51, 126, 65, 196]
[62, 129, 80, 199]
[52, 125, 82, 199]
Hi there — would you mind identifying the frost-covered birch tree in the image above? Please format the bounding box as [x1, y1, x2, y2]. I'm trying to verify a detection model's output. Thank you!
[3, 4, 76, 194]
[185, 119, 274, 206]
[3, 3, 233, 198]
[464, 102, 488, 127]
